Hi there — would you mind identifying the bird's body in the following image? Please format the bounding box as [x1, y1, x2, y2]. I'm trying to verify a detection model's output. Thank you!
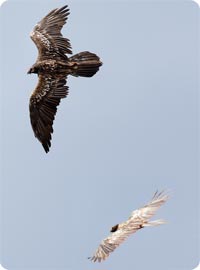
[28, 5, 102, 152]
[29, 53, 101, 76]
[89, 191, 169, 262]
[29, 59, 74, 74]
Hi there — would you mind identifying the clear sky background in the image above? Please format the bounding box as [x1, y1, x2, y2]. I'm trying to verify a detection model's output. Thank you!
[0, 0, 199, 269]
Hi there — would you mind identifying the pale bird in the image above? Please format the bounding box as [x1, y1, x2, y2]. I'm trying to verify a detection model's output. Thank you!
[89, 190, 169, 262]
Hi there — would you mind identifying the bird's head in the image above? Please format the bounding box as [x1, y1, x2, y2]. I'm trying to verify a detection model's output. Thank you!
[110, 224, 119, 233]
[27, 66, 38, 74]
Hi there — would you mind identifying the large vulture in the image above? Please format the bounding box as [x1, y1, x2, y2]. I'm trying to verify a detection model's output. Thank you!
[28, 5, 102, 152]
[89, 190, 169, 262]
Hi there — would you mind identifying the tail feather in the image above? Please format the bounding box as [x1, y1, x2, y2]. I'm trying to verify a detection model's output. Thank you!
[143, 219, 166, 227]
[69, 51, 102, 77]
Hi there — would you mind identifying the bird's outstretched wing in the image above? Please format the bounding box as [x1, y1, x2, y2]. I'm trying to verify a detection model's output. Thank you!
[89, 191, 169, 262]
[128, 190, 169, 223]
[29, 74, 68, 153]
[30, 5, 72, 61]
[89, 224, 139, 262]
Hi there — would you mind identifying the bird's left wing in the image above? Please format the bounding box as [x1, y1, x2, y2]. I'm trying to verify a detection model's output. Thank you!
[129, 190, 169, 223]
[89, 223, 139, 262]
[30, 5, 72, 61]
[29, 74, 68, 153]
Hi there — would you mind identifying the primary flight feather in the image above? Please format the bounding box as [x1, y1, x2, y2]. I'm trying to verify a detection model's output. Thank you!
[89, 190, 169, 262]
[28, 5, 102, 152]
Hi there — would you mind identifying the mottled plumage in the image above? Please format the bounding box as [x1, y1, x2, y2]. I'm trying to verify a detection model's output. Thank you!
[89, 191, 169, 262]
[28, 5, 102, 152]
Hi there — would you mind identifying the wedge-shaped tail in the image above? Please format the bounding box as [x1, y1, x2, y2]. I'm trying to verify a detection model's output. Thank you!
[69, 51, 102, 77]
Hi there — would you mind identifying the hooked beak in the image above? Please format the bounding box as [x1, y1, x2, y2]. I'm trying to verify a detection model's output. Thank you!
[27, 67, 33, 74]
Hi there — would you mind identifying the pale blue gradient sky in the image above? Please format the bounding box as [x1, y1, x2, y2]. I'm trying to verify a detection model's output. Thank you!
[0, 1, 199, 269]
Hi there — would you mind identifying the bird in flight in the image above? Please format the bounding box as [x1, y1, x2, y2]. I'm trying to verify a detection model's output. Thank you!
[28, 5, 102, 153]
[89, 190, 169, 262]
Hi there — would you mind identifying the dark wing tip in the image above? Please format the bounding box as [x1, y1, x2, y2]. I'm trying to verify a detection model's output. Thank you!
[88, 256, 96, 262]
[54, 5, 70, 17]
[59, 5, 69, 11]
[42, 141, 51, 153]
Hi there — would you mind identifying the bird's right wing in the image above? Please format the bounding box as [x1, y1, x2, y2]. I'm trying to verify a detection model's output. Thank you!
[89, 223, 139, 262]
[29, 74, 68, 153]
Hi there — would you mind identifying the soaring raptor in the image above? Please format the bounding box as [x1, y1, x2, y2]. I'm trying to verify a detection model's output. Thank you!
[28, 5, 102, 153]
[89, 190, 169, 262]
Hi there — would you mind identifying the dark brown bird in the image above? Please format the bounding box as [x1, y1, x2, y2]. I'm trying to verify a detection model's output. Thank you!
[28, 5, 102, 153]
